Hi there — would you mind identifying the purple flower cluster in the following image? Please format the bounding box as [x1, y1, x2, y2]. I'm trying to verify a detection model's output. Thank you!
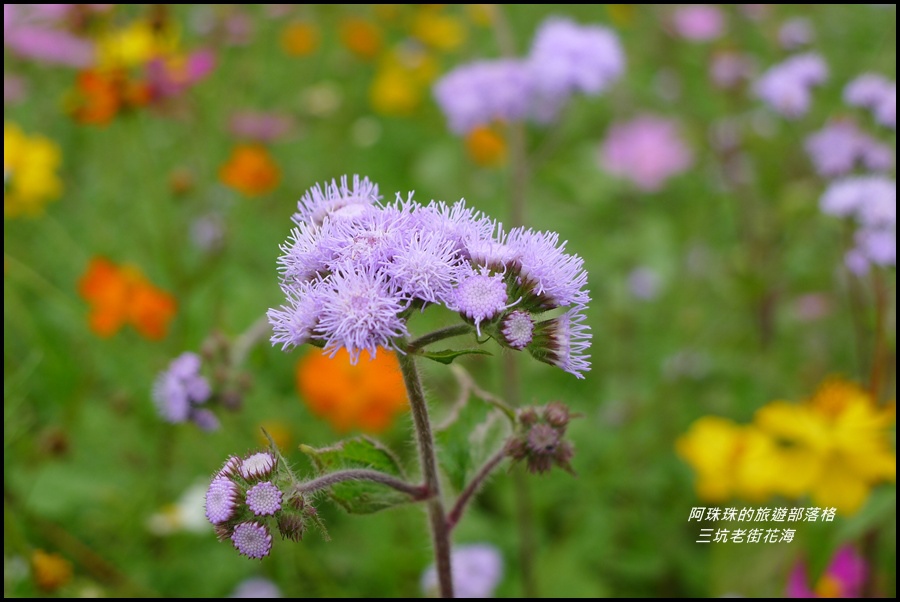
[268, 175, 592, 378]
[433, 17, 623, 133]
[672, 5, 726, 42]
[754, 53, 828, 119]
[152, 352, 218, 431]
[421, 543, 504, 598]
[820, 176, 896, 273]
[3, 4, 104, 68]
[206, 451, 310, 559]
[598, 115, 694, 192]
[804, 120, 893, 178]
[844, 73, 896, 130]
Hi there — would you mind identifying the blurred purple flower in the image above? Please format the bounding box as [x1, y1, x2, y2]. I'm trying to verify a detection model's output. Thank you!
[527, 17, 624, 122]
[229, 111, 293, 143]
[875, 84, 896, 129]
[787, 545, 866, 598]
[152, 352, 213, 426]
[792, 293, 832, 322]
[421, 544, 503, 598]
[4, 74, 27, 105]
[433, 59, 533, 134]
[627, 267, 662, 301]
[778, 18, 814, 50]
[844, 73, 894, 109]
[672, 5, 726, 41]
[754, 53, 828, 119]
[820, 175, 896, 221]
[3, 4, 109, 68]
[230, 577, 282, 598]
[599, 115, 694, 191]
[804, 120, 894, 178]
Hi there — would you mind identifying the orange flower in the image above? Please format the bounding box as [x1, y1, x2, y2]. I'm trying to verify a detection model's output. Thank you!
[296, 348, 408, 433]
[68, 69, 150, 126]
[339, 17, 383, 60]
[78, 257, 177, 340]
[31, 550, 73, 592]
[280, 21, 320, 56]
[218, 144, 280, 197]
[466, 125, 507, 167]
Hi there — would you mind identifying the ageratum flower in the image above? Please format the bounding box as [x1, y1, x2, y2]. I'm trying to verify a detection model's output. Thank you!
[754, 53, 828, 119]
[231, 522, 273, 559]
[152, 352, 214, 426]
[270, 175, 591, 378]
[804, 120, 893, 178]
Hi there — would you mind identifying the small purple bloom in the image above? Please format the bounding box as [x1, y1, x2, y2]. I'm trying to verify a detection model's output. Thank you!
[240, 452, 276, 481]
[507, 227, 590, 308]
[844, 73, 894, 110]
[500, 310, 535, 350]
[820, 176, 896, 221]
[231, 522, 273, 559]
[245, 481, 283, 516]
[191, 408, 221, 432]
[709, 52, 756, 90]
[229, 110, 293, 142]
[268, 280, 321, 351]
[627, 267, 662, 301]
[217, 456, 241, 478]
[856, 227, 896, 267]
[531, 307, 592, 379]
[599, 115, 694, 192]
[778, 17, 814, 50]
[433, 59, 533, 134]
[205, 476, 239, 525]
[152, 352, 213, 424]
[421, 544, 503, 598]
[452, 268, 509, 334]
[294, 175, 381, 227]
[382, 230, 462, 306]
[314, 264, 409, 363]
[875, 84, 896, 129]
[672, 5, 725, 41]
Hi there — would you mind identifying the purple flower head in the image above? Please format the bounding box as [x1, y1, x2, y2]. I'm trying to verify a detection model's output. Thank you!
[530, 307, 592, 379]
[277, 222, 336, 286]
[382, 230, 462, 306]
[324, 205, 409, 267]
[855, 227, 895, 267]
[844, 73, 894, 110]
[418, 199, 495, 259]
[421, 544, 503, 598]
[433, 59, 533, 134]
[294, 175, 381, 227]
[527, 17, 624, 122]
[507, 227, 590, 309]
[245, 481, 283, 516]
[152, 352, 213, 424]
[672, 5, 725, 41]
[451, 268, 509, 335]
[230, 577, 282, 598]
[240, 452, 276, 481]
[787, 545, 866, 598]
[875, 84, 896, 129]
[778, 17, 814, 50]
[4, 5, 99, 68]
[820, 176, 896, 222]
[627, 267, 662, 301]
[205, 476, 239, 525]
[191, 408, 221, 432]
[314, 264, 409, 363]
[268, 280, 321, 351]
[500, 310, 535, 350]
[754, 53, 828, 119]
[804, 121, 894, 178]
[599, 115, 694, 192]
[231, 521, 273, 559]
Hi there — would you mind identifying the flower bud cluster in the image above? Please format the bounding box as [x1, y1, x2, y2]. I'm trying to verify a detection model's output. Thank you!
[205, 451, 315, 559]
[505, 402, 575, 475]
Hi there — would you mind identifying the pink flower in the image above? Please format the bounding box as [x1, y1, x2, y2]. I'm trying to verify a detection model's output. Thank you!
[145, 50, 216, 100]
[228, 111, 294, 142]
[3, 4, 107, 68]
[672, 5, 726, 41]
[599, 115, 694, 192]
[787, 545, 867, 598]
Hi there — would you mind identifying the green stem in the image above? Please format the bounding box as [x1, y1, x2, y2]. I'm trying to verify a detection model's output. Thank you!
[408, 324, 474, 352]
[447, 449, 507, 530]
[295, 469, 430, 500]
[397, 346, 454, 598]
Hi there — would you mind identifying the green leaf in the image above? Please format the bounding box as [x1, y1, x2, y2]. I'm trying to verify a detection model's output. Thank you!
[435, 395, 511, 492]
[420, 348, 492, 365]
[300, 437, 410, 514]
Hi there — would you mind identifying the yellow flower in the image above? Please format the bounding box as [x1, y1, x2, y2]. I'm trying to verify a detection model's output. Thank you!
[4, 124, 63, 218]
[466, 126, 507, 167]
[31, 550, 73, 592]
[676, 416, 786, 502]
[96, 19, 179, 69]
[755, 378, 895, 514]
[411, 10, 467, 51]
[606, 5, 636, 28]
[370, 66, 422, 115]
[464, 4, 494, 27]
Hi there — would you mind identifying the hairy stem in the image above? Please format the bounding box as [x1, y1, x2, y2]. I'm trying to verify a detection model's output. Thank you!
[408, 324, 475, 352]
[295, 469, 430, 500]
[397, 347, 454, 598]
[447, 449, 507, 530]
[231, 314, 271, 367]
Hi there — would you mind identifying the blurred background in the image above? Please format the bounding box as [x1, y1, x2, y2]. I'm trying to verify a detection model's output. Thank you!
[4, 4, 896, 598]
